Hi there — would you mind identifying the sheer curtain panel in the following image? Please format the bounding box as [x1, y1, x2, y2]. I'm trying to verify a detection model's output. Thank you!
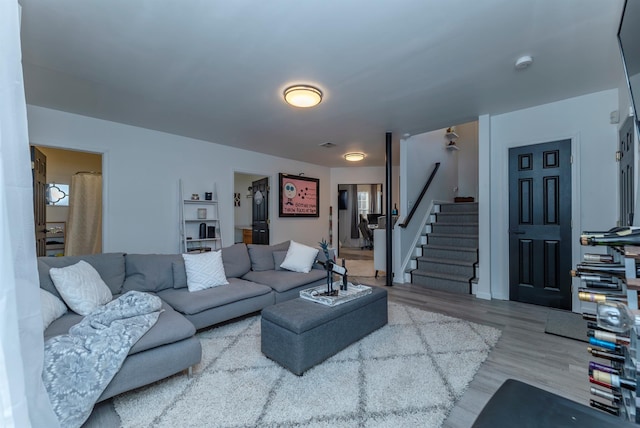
[66, 172, 102, 256]
[0, 1, 59, 426]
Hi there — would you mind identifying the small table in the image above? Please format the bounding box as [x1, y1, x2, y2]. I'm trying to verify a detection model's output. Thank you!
[260, 286, 388, 375]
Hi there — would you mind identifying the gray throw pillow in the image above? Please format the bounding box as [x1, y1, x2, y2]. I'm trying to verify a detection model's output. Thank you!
[221, 243, 251, 278]
[248, 241, 290, 271]
[273, 251, 287, 271]
[172, 259, 187, 289]
[123, 254, 181, 293]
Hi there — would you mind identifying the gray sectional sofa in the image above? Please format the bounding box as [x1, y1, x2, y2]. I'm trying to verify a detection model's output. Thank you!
[38, 241, 328, 402]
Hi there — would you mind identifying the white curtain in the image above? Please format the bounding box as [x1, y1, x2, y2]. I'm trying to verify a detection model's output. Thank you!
[65, 173, 102, 256]
[0, 1, 59, 427]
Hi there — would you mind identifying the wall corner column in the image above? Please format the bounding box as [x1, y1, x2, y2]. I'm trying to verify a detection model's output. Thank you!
[476, 114, 492, 300]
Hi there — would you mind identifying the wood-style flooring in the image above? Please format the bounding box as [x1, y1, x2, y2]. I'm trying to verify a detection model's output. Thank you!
[84, 280, 594, 428]
[338, 246, 373, 260]
[383, 283, 592, 428]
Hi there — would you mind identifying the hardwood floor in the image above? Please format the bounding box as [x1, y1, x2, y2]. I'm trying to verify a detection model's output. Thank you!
[338, 246, 373, 260]
[85, 280, 593, 427]
[381, 282, 592, 428]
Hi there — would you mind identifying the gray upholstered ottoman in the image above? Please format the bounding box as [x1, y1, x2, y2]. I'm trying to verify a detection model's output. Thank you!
[260, 286, 387, 375]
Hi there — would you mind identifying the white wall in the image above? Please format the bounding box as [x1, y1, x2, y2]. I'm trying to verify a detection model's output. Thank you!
[486, 89, 619, 306]
[27, 106, 331, 253]
[455, 121, 479, 200]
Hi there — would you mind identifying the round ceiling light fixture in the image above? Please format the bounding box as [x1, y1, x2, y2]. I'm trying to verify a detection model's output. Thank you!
[344, 152, 366, 162]
[283, 85, 323, 108]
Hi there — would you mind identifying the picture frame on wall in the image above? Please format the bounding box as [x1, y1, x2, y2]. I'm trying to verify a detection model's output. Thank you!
[278, 173, 319, 217]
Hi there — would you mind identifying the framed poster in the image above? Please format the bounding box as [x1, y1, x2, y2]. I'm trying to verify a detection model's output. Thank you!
[279, 173, 319, 217]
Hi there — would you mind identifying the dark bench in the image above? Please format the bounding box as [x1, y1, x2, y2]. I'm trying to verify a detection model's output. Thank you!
[472, 379, 635, 428]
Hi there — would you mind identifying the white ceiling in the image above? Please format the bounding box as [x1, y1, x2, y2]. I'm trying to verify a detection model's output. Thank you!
[19, 0, 625, 167]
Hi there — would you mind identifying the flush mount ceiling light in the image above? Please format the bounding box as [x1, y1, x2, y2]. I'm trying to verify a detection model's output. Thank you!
[283, 85, 323, 108]
[344, 152, 366, 162]
[515, 55, 533, 70]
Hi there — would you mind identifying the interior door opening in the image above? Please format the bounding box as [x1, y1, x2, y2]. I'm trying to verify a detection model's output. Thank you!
[336, 183, 382, 261]
[32, 146, 103, 256]
[234, 172, 269, 245]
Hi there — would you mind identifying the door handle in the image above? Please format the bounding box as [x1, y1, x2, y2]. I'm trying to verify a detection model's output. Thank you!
[509, 230, 525, 235]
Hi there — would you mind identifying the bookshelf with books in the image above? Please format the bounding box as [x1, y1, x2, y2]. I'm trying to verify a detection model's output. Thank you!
[577, 228, 640, 422]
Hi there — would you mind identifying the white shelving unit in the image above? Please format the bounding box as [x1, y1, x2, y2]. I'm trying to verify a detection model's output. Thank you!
[445, 128, 460, 151]
[179, 179, 222, 253]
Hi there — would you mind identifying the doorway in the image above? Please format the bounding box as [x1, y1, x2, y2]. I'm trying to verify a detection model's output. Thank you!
[234, 172, 269, 245]
[32, 146, 103, 256]
[508, 139, 572, 309]
[251, 176, 269, 244]
[337, 183, 382, 260]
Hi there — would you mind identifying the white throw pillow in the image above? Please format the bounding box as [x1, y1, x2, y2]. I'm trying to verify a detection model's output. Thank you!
[182, 250, 229, 292]
[279, 241, 319, 273]
[40, 289, 68, 330]
[49, 260, 113, 316]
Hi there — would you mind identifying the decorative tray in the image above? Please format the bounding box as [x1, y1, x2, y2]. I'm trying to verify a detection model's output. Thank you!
[299, 283, 372, 307]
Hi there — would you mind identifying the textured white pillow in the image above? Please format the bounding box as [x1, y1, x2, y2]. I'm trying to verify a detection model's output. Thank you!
[182, 250, 229, 292]
[40, 289, 68, 330]
[49, 260, 113, 316]
[280, 241, 319, 273]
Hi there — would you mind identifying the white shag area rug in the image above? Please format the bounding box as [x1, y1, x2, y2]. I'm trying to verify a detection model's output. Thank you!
[114, 302, 501, 427]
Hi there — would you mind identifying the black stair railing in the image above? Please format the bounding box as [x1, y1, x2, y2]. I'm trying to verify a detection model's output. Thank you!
[399, 162, 440, 228]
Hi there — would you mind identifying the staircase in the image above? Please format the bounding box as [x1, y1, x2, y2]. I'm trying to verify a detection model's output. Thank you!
[408, 202, 478, 294]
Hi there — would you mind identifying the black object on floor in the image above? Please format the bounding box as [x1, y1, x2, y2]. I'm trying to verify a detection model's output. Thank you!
[544, 309, 588, 342]
[472, 379, 633, 427]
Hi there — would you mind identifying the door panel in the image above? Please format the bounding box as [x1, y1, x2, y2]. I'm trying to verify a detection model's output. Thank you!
[252, 177, 269, 244]
[31, 146, 47, 256]
[509, 140, 572, 309]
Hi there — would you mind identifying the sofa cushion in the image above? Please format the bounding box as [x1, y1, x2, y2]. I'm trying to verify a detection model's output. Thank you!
[43, 299, 195, 356]
[38, 253, 126, 297]
[157, 278, 272, 315]
[247, 241, 290, 271]
[182, 251, 229, 292]
[44, 311, 84, 340]
[242, 269, 326, 294]
[128, 300, 196, 355]
[123, 254, 182, 293]
[49, 260, 113, 316]
[221, 243, 251, 278]
[40, 289, 68, 330]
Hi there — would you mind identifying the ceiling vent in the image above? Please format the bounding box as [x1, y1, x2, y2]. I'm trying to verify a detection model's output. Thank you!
[319, 142, 337, 148]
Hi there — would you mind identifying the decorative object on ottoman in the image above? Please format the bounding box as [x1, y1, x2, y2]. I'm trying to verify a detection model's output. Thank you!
[300, 283, 372, 307]
[317, 238, 348, 294]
